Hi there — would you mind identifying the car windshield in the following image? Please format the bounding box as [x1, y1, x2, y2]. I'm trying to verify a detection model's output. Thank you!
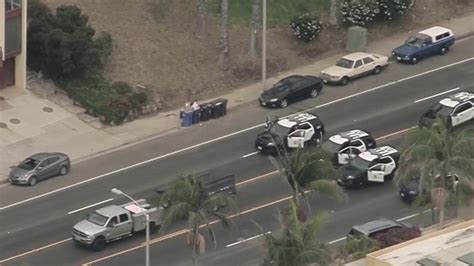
[406, 36, 424, 47]
[351, 157, 372, 170]
[18, 158, 40, 170]
[87, 212, 109, 226]
[336, 58, 354, 69]
[427, 103, 454, 118]
[269, 123, 291, 138]
[322, 140, 342, 153]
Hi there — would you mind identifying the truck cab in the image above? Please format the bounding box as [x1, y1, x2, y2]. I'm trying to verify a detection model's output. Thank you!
[322, 129, 376, 165]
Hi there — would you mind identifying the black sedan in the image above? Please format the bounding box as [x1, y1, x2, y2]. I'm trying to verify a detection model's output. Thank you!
[9, 152, 71, 186]
[259, 75, 323, 108]
[399, 175, 459, 203]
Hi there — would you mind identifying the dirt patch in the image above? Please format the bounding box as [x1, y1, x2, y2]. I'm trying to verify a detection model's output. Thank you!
[40, 0, 474, 111]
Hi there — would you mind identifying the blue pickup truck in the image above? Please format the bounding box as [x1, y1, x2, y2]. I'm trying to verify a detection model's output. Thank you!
[392, 26, 455, 64]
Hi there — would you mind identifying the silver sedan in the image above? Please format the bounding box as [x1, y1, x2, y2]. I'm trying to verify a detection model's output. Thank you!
[9, 153, 71, 186]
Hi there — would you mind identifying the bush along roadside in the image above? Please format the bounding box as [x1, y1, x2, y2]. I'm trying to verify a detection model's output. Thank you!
[341, 0, 412, 26]
[289, 13, 323, 42]
[27, 1, 157, 125]
[60, 78, 156, 126]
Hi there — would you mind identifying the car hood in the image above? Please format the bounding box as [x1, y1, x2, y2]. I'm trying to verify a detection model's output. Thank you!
[73, 220, 105, 236]
[9, 167, 34, 178]
[261, 89, 283, 100]
[392, 44, 419, 56]
[257, 131, 283, 145]
[340, 164, 365, 180]
[401, 179, 419, 193]
[320, 65, 350, 77]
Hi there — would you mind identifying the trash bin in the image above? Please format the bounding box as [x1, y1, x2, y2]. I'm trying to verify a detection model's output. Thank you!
[192, 109, 201, 124]
[181, 111, 194, 127]
[211, 98, 228, 119]
[200, 103, 212, 122]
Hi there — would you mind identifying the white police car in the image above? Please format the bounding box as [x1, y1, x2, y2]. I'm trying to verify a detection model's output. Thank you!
[255, 113, 325, 155]
[321, 129, 376, 165]
[419, 91, 474, 128]
[338, 146, 400, 188]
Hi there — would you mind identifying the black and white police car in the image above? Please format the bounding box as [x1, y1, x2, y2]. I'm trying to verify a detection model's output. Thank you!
[419, 91, 474, 128]
[321, 129, 376, 165]
[338, 146, 400, 188]
[255, 112, 325, 155]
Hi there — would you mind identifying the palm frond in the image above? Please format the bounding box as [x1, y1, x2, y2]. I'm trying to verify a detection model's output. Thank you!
[308, 179, 347, 202]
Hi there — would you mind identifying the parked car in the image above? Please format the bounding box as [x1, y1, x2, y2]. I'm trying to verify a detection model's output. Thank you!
[259, 75, 323, 108]
[320, 52, 388, 86]
[347, 218, 407, 239]
[9, 152, 71, 186]
[392, 26, 455, 64]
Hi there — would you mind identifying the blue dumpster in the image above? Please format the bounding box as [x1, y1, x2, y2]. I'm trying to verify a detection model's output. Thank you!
[181, 111, 194, 127]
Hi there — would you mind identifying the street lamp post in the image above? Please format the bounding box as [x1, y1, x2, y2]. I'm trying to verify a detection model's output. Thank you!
[111, 188, 150, 266]
[262, 0, 267, 91]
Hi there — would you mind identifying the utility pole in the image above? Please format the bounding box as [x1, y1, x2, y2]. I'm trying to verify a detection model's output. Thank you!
[261, 0, 267, 91]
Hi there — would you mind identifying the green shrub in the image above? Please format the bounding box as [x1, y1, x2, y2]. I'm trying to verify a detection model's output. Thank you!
[112, 81, 133, 95]
[289, 13, 323, 42]
[341, 0, 412, 26]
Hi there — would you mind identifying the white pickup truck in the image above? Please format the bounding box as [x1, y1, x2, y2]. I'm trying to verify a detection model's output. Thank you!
[72, 199, 164, 251]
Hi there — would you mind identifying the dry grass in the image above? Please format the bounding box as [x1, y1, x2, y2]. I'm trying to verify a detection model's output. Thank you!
[41, 0, 474, 110]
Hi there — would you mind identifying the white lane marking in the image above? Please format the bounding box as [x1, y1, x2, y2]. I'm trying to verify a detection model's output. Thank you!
[414, 87, 460, 103]
[67, 198, 114, 215]
[0, 238, 71, 264]
[242, 151, 260, 158]
[226, 231, 271, 248]
[328, 236, 347, 245]
[2, 57, 473, 212]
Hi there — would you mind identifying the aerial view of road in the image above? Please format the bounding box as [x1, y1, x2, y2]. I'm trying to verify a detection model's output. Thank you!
[1, 33, 473, 265]
[1, 1, 474, 266]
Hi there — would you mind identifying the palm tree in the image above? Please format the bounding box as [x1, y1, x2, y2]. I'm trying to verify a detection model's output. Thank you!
[159, 175, 238, 264]
[269, 146, 346, 218]
[249, 0, 261, 59]
[259, 200, 332, 266]
[336, 235, 380, 263]
[395, 118, 474, 227]
[218, 0, 230, 70]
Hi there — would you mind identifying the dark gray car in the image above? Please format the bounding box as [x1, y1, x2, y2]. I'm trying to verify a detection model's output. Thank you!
[9, 153, 71, 186]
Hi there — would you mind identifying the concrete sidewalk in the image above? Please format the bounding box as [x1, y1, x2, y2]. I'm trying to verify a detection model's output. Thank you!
[1, 12, 474, 183]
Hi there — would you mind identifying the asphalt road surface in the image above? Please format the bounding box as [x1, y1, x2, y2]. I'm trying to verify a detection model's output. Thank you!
[0, 37, 473, 266]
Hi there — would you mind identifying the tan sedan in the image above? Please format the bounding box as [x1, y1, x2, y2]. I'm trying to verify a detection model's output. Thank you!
[320, 52, 389, 86]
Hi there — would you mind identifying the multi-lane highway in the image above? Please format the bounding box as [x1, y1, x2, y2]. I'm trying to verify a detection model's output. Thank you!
[1, 36, 473, 266]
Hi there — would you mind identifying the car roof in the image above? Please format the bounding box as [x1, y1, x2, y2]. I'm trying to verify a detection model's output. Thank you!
[359, 146, 398, 161]
[277, 113, 319, 128]
[418, 26, 452, 37]
[343, 52, 371, 61]
[352, 218, 402, 235]
[280, 75, 305, 83]
[329, 129, 369, 144]
[29, 152, 67, 161]
[439, 91, 474, 108]
[96, 205, 125, 217]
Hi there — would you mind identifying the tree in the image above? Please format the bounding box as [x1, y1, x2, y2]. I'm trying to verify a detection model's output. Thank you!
[337, 235, 380, 263]
[159, 175, 238, 265]
[196, 0, 208, 39]
[27, 5, 112, 81]
[328, 0, 338, 26]
[269, 146, 346, 218]
[249, 0, 261, 58]
[259, 200, 332, 266]
[395, 118, 474, 227]
[218, 0, 230, 70]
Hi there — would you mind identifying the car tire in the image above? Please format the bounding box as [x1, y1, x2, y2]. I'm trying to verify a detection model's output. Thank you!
[59, 165, 69, 176]
[373, 66, 382, 75]
[309, 87, 319, 98]
[440, 47, 448, 55]
[410, 57, 418, 64]
[340, 77, 349, 86]
[280, 99, 288, 108]
[28, 176, 37, 186]
[91, 236, 106, 251]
